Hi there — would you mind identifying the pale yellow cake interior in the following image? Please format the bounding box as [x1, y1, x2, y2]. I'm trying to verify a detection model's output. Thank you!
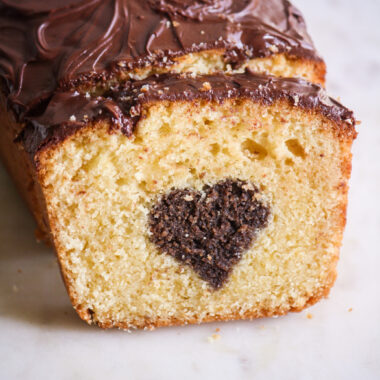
[38, 99, 350, 328]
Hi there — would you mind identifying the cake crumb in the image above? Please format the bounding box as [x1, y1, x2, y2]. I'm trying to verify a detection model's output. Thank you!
[348, 307, 353, 312]
[215, 327, 220, 332]
[242, 183, 254, 191]
[306, 313, 313, 319]
[172, 21, 179, 27]
[245, 49, 253, 57]
[208, 333, 221, 343]
[345, 118, 353, 125]
[69, 115, 76, 122]
[201, 82, 212, 91]
[141, 84, 150, 93]
[12, 285, 19, 293]
[269, 44, 279, 53]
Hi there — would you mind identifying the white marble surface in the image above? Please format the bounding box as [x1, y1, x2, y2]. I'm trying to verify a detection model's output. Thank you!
[1, 1, 380, 379]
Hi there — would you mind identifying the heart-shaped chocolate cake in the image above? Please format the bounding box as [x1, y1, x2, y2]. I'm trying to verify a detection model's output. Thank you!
[149, 179, 270, 288]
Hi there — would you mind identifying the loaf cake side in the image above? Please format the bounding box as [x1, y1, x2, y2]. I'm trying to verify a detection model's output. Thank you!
[0, 89, 53, 241]
[22, 72, 356, 329]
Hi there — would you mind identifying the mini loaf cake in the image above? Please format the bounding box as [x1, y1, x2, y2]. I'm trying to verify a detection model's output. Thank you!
[0, 0, 356, 329]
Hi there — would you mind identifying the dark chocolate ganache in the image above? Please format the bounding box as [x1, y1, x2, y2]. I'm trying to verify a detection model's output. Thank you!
[0, 0, 320, 113]
[148, 179, 270, 289]
[21, 70, 356, 158]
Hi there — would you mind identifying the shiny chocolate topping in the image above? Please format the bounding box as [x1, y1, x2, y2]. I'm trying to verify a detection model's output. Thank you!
[21, 70, 356, 158]
[0, 0, 320, 113]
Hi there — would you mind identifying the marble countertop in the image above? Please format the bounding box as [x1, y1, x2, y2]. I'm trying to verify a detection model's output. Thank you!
[1, 1, 379, 379]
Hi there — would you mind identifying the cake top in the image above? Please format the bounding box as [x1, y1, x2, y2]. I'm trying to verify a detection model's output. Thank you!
[22, 70, 356, 157]
[0, 0, 319, 111]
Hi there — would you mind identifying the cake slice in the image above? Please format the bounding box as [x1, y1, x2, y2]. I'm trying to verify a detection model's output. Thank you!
[7, 71, 355, 329]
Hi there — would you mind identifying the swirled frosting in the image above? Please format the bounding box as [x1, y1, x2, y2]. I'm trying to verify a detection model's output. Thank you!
[0, 0, 320, 113]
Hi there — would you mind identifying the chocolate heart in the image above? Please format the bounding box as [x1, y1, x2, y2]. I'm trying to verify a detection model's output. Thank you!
[149, 179, 270, 289]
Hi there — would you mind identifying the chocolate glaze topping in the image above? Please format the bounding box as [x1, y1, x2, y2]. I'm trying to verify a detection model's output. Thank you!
[149, 179, 270, 289]
[21, 70, 356, 157]
[0, 0, 320, 113]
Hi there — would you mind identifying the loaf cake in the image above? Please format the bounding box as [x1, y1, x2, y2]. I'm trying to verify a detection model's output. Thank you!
[0, 0, 356, 329]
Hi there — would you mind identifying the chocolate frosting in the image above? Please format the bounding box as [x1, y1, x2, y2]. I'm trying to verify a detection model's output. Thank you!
[21, 70, 356, 158]
[0, 0, 320, 113]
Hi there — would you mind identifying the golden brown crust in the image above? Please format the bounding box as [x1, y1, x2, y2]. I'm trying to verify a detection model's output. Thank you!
[121, 51, 327, 87]
[81, 278, 336, 330]
[0, 92, 52, 243]
[307, 58, 327, 87]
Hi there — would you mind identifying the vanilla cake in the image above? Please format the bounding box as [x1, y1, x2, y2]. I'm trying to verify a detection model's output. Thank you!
[0, 0, 356, 329]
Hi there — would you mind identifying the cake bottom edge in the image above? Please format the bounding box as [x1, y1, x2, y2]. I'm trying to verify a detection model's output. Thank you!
[74, 270, 337, 330]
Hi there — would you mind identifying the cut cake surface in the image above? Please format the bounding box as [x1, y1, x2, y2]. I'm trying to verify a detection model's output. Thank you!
[7, 72, 356, 329]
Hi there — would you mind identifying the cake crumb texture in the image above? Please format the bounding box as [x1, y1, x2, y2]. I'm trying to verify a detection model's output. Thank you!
[36, 98, 353, 328]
